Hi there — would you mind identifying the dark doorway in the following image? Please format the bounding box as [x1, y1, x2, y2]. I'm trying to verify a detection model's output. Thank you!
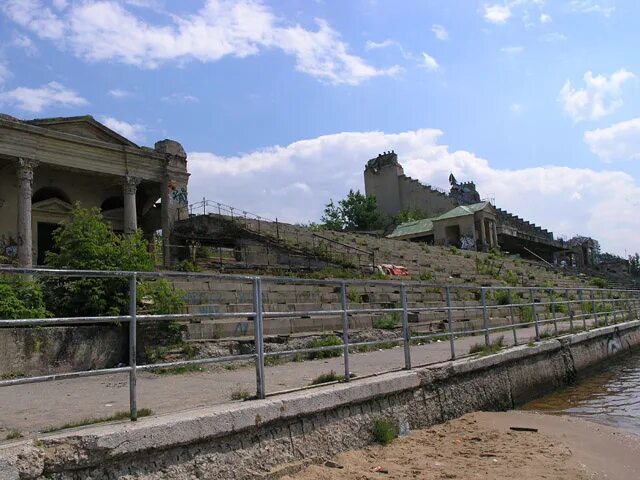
[444, 225, 461, 247]
[37, 222, 59, 265]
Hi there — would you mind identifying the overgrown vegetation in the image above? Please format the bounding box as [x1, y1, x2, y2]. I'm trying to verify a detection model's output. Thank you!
[373, 312, 400, 330]
[588, 277, 609, 289]
[310, 370, 345, 385]
[0, 275, 48, 319]
[231, 387, 251, 401]
[309, 334, 343, 359]
[43, 408, 153, 432]
[371, 417, 399, 445]
[41, 206, 185, 324]
[468, 336, 504, 356]
[5, 430, 23, 440]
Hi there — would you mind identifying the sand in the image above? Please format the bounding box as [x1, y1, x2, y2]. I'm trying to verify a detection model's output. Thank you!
[283, 411, 640, 480]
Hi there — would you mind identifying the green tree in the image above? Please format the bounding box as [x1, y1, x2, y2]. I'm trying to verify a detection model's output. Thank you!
[630, 252, 640, 277]
[43, 205, 181, 318]
[320, 190, 380, 231]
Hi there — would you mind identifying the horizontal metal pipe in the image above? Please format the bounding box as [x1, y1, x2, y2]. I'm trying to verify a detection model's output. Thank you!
[0, 366, 132, 387]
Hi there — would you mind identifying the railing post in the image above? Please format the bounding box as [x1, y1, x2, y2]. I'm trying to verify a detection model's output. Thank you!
[567, 289, 574, 332]
[276, 218, 280, 239]
[550, 289, 558, 336]
[508, 289, 517, 346]
[603, 290, 609, 326]
[400, 284, 411, 370]
[529, 288, 540, 341]
[217, 203, 221, 216]
[591, 291, 599, 328]
[579, 289, 587, 330]
[481, 287, 490, 348]
[340, 282, 350, 381]
[202, 197, 206, 215]
[129, 273, 138, 421]
[252, 277, 266, 399]
[445, 286, 455, 359]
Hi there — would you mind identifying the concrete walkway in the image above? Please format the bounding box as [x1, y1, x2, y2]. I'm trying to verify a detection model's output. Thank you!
[0, 317, 599, 437]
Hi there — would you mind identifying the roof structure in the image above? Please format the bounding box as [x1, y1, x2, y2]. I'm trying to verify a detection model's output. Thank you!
[433, 201, 491, 221]
[387, 202, 493, 239]
[388, 218, 434, 238]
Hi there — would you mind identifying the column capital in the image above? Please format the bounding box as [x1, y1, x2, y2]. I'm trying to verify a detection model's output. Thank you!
[123, 176, 141, 195]
[17, 157, 39, 182]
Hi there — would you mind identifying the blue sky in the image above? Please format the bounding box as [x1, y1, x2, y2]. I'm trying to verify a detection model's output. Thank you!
[1, 0, 639, 255]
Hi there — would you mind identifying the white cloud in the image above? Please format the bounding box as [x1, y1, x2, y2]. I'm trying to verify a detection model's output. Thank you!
[162, 93, 199, 104]
[188, 129, 640, 255]
[510, 102, 522, 113]
[431, 24, 449, 41]
[559, 69, 636, 122]
[101, 116, 146, 143]
[540, 32, 567, 42]
[0, 63, 9, 84]
[1, 0, 398, 86]
[584, 118, 640, 162]
[539, 13, 552, 23]
[484, 4, 512, 23]
[108, 88, 132, 98]
[11, 32, 37, 55]
[420, 52, 440, 71]
[1, 0, 65, 40]
[570, 0, 615, 17]
[365, 39, 396, 50]
[501, 45, 524, 55]
[0, 81, 87, 112]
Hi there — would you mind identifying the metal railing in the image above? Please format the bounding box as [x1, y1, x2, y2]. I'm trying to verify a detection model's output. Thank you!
[1, 266, 639, 424]
[185, 198, 375, 269]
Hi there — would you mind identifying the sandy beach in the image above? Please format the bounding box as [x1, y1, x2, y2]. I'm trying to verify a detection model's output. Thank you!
[283, 411, 640, 480]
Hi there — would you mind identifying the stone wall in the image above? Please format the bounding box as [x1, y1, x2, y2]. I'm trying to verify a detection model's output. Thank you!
[0, 325, 127, 377]
[2, 320, 639, 479]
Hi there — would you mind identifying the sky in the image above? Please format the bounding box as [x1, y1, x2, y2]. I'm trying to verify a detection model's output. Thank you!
[0, 0, 639, 256]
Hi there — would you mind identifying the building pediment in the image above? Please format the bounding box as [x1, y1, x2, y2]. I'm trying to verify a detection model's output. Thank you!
[25, 116, 138, 147]
[32, 197, 73, 215]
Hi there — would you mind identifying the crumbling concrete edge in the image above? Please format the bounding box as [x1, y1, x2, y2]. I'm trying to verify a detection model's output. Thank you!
[2, 319, 639, 478]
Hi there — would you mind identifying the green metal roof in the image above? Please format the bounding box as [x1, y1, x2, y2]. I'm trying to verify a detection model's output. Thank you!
[431, 201, 490, 221]
[387, 202, 491, 239]
[388, 218, 434, 238]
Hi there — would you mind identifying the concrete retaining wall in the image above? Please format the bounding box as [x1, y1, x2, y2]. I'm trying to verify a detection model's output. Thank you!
[0, 326, 127, 377]
[2, 320, 640, 480]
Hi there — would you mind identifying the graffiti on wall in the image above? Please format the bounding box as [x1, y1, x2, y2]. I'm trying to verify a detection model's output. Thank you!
[1, 234, 17, 257]
[168, 180, 188, 207]
[460, 235, 476, 251]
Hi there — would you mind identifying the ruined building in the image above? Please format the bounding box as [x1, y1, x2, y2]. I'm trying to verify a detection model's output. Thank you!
[364, 151, 567, 261]
[0, 114, 189, 267]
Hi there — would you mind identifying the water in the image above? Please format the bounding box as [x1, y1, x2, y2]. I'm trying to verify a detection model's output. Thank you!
[524, 349, 640, 435]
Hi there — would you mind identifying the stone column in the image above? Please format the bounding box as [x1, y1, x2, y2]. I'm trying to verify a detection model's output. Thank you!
[123, 176, 139, 234]
[491, 221, 499, 249]
[161, 173, 171, 267]
[17, 158, 38, 267]
[479, 216, 487, 252]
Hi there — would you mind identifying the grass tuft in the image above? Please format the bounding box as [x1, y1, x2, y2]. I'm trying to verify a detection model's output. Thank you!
[371, 417, 399, 445]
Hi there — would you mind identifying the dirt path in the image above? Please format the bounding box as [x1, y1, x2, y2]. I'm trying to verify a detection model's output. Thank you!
[283, 411, 640, 480]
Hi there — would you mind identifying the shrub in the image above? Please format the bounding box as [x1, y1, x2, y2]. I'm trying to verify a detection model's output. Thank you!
[419, 271, 434, 281]
[589, 277, 609, 289]
[0, 275, 49, 319]
[491, 290, 511, 306]
[520, 305, 535, 323]
[373, 312, 401, 329]
[371, 417, 399, 445]
[173, 260, 200, 272]
[43, 205, 184, 319]
[347, 287, 364, 303]
[309, 334, 343, 359]
[502, 270, 519, 286]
